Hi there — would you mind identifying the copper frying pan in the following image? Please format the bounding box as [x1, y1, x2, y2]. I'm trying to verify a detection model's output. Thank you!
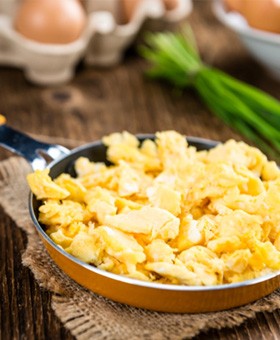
[1, 115, 279, 313]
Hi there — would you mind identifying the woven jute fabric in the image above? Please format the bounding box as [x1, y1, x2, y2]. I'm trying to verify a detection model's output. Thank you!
[1, 156, 280, 339]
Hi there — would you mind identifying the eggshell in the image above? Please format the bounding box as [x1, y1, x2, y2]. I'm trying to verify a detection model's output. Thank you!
[121, 0, 178, 23]
[224, 0, 280, 33]
[223, 0, 244, 12]
[242, 0, 280, 33]
[122, 0, 141, 22]
[14, 0, 87, 44]
[164, 0, 178, 10]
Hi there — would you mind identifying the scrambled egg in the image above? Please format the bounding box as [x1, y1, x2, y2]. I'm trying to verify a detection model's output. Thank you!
[27, 131, 280, 285]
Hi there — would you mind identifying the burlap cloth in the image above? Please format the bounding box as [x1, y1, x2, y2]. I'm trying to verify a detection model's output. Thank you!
[1, 154, 280, 339]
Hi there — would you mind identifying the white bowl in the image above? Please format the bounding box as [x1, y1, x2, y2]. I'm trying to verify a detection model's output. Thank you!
[213, 0, 280, 81]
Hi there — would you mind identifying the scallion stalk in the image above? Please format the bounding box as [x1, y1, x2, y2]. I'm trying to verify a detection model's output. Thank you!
[140, 27, 280, 161]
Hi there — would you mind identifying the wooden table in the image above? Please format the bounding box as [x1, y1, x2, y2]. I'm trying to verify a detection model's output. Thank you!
[1, 2, 280, 339]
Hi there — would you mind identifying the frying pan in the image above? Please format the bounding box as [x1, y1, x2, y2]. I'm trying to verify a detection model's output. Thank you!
[1, 115, 280, 313]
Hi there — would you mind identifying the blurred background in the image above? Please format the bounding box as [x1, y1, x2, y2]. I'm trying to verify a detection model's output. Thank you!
[1, 1, 280, 339]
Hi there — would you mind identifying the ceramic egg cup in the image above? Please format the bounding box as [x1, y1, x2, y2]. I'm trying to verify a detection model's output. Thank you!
[0, 0, 192, 86]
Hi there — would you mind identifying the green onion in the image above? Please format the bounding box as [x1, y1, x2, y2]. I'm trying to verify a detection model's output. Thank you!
[140, 26, 280, 161]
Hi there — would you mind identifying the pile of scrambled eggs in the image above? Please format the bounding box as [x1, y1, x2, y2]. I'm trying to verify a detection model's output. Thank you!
[27, 131, 280, 285]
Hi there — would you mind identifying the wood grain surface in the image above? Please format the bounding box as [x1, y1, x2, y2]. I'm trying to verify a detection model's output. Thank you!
[1, 1, 280, 339]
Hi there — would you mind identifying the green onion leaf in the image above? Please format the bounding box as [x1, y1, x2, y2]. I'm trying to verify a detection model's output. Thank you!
[140, 26, 280, 161]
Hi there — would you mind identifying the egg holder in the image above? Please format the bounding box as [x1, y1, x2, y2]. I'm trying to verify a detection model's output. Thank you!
[0, 0, 192, 86]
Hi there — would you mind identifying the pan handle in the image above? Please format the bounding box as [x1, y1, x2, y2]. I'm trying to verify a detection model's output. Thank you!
[0, 115, 70, 170]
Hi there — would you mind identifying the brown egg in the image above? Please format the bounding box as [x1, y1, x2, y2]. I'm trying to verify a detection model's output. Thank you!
[242, 0, 280, 33]
[164, 0, 178, 10]
[223, 0, 244, 12]
[121, 0, 178, 23]
[14, 0, 87, 44]
[121, 0, 141, 23]
[224, 0, 280, 34]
